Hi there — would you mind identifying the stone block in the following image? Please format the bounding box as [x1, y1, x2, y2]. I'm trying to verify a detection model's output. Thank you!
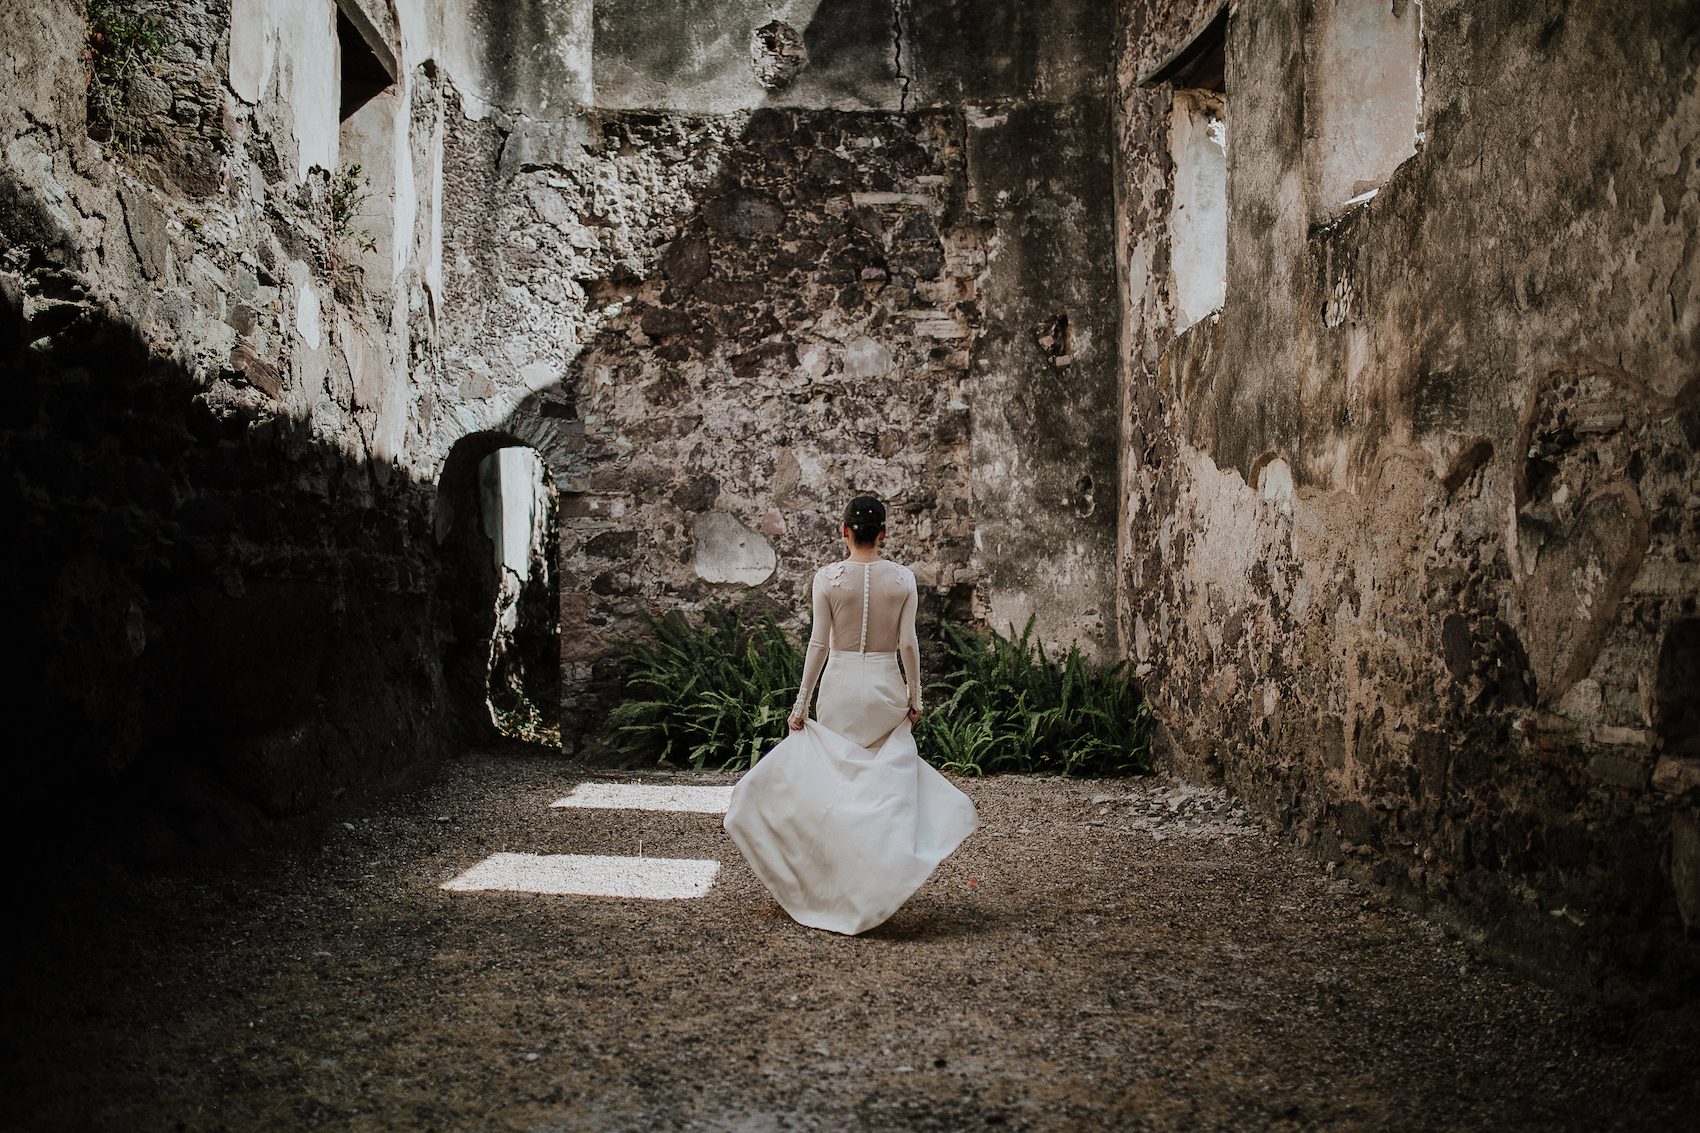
[1523, 485, 1648, 703]
[661, 236, 711, 286]
[730, 341, 797, 378]
[525, 187, 574, 227]
[1674, 813, 1700, 933]
[842, 335, 894, 378]
[1652, 756, 1700, 794]
[1555, 678, 1603, 723]
[119, 185, 172, 281]
[704, 189, 783, 236]
[670, 474, 720, 513]
[519, 360, 559, 390]
[1587, 753, 1650, 791]
[639, 306, 693, 338]
[693, 512, 776, 586]
[1631, 559, 1700, 597]
[125, 73, 174, 115]
[228, 342, 281, 399]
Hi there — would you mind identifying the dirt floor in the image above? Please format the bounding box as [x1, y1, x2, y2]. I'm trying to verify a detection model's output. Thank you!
[3, 751, 1695, 1132]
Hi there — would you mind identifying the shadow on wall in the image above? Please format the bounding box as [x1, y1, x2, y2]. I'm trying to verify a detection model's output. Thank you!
[1655, 620, 1700, 757]
[0, 276, 513, 876]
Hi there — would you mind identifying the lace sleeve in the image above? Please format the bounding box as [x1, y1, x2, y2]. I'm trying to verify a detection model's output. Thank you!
[897, 566, 922, 712]
[792, 570, 831, 719]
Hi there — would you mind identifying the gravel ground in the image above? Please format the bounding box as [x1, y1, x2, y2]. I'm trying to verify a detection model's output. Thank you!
[3, 751, 1695, 1132]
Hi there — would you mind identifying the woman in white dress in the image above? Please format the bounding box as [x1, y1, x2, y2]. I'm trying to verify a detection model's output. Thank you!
[723, 496, 980, 935]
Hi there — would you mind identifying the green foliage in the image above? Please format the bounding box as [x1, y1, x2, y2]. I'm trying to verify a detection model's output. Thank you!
[86, 2, 171, 94]
[600, 603, 803, 772]
[491, 692, 561, 748]
[916, 616, 1153, 777]
[601, 604, 1153, 779]
[327, 164, 379, 266]
[85, 1, 172, 145]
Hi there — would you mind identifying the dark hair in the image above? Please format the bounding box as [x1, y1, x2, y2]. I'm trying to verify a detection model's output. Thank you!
[843, 495, 886, 548]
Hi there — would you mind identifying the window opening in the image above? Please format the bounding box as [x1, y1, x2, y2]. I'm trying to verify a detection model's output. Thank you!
[338, 5, 394, 123]
[1169, 91, 1227, 330]
[1141, 3, 1231, 333]
[1138, 0, 1228, 92]
[1304, 0, 1424, 216]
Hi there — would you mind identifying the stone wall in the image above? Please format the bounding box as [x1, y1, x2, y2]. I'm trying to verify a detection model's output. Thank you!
[6, 0, 1698, 1003]
[1114, 0, 1700, 996]
[435, 0, 1125, 744]
[0, 0, 473, 863]
[1, 0, 1126, 855]
[439, 103, 986, 744]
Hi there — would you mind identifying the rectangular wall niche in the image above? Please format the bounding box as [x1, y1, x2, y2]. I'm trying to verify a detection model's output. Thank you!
[1170, 90, 1227, 331]
[336, 1, 401, 284]
[1304, 0, 1424, 215]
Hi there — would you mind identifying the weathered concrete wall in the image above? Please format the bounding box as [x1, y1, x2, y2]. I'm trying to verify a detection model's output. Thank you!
[1116, 0, 1700, 996]
[966, 94, 1122, 651]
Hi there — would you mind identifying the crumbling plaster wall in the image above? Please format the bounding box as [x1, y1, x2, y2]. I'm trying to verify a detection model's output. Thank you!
[431, 0, 1123, 743]
[2, 0, 1127, 858]
[0, 0, 493, 862]
[1116, 0, 1700, 994]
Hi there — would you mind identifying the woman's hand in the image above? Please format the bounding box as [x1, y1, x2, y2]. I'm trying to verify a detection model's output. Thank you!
[788, 711, 806, 732]
[907, 707, 922, 726]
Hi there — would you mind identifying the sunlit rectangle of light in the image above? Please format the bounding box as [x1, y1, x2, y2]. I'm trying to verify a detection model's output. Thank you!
[441, 853, 720, 899]
[549, 782, 735, 813]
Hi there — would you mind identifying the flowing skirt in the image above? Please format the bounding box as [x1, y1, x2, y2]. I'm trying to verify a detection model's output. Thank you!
[723, 650, 980, 935]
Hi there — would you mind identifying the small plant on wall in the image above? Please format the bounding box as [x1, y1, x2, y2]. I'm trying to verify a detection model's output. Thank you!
[326, 163, 379, 273]
[83, 1, 172, 152]
[491, 692, 562, 748]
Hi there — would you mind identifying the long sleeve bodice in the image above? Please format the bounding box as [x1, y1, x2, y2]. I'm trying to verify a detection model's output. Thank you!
[792, 559, 922, 717]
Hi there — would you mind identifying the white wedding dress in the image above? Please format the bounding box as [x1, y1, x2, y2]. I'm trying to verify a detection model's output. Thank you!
[723, 558, 980, 935]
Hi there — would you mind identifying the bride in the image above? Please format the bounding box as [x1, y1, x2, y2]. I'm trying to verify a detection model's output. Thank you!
[723, 495, 980, 935]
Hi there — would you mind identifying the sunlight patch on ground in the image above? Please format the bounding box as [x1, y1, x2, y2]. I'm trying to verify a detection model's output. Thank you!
[549, 782, 736, 813]
[441, 852, 721, 899]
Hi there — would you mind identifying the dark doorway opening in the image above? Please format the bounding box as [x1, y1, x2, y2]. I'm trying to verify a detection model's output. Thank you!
[480, 446, 561, 745]
[436, 434, 560, 749]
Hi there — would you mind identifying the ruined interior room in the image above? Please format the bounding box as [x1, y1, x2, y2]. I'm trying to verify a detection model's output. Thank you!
[2, 0, 1697, 1129]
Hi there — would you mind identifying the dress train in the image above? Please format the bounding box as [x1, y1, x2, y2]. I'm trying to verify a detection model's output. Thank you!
[723, 650, 979, 935]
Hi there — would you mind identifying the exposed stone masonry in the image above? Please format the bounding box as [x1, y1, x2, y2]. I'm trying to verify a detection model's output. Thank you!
[2, 0, 458, 862]
[440, 102, 990, 740]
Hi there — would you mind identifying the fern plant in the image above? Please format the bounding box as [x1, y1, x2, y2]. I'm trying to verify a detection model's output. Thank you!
[915, 616, 1153, 777]
[600, 605, 1153, 778]
[600, 602, 803, 772]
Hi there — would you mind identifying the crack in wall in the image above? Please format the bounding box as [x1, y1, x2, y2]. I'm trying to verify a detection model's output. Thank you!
[892, 0, 911, 112]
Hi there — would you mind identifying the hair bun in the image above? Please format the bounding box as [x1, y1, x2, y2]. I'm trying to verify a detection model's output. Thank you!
[842, 495, 887, 546]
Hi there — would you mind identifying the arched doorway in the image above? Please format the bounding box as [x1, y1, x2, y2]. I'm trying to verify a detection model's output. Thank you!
[436, 431, 560, 747]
